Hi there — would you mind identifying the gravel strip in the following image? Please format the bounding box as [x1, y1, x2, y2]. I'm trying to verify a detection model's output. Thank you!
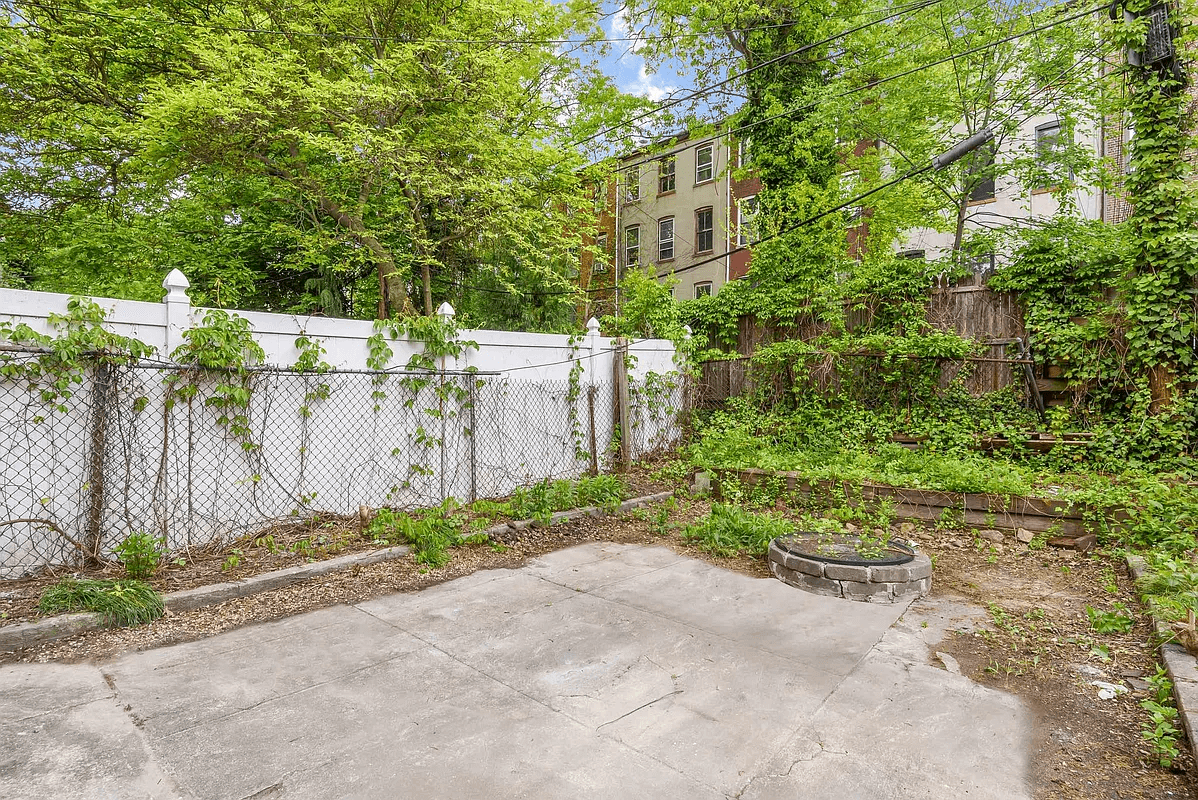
[0, 492, 680, 658]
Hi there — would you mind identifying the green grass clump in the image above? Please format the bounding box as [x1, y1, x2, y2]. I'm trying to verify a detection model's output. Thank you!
[38, 578, 164, 626]
[509, 475, 627, 523]
[682, 503, 791, 558]
[367, 507, 456, 567]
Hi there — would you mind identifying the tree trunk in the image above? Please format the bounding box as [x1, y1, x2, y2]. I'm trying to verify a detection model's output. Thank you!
[1148, 362, 1176, 415]
[313, 196, 414, 317]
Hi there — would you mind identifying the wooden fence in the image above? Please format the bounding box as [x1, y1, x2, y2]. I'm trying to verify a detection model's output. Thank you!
[698, 284, 1027, 407]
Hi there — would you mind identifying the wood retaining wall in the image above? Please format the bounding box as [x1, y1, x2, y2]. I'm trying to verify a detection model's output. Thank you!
[716, 467, 1093, 537]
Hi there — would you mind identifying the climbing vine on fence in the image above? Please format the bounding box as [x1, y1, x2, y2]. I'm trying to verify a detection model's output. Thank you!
[167, 309, 265, 453]
[0, 297, 154, 411]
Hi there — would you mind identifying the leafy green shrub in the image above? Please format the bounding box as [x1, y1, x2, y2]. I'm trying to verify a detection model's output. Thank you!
[682, 503, 791, 558]
[1085, 603, 1134, 634]
[113, 531, 166, 580]
[368, 508, 456, 568]
[39, 578, 164, 626]
[575, 475, 626, 512]
[508, 476, 627, 522]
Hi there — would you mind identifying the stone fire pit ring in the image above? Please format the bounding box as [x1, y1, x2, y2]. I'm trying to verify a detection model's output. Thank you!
[768, 533, 932, 604]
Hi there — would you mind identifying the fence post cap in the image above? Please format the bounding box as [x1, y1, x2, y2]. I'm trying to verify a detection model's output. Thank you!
[436, 301, 455, 319]
[163, 269, 190, 299]
[586, 317, 601, 333]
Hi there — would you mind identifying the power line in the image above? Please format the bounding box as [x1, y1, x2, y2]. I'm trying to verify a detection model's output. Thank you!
[571, 0, 947, 147]
[659, 41, 1107, 280]
[608, 0, 1102, 175]
[7, 1, 910, 47]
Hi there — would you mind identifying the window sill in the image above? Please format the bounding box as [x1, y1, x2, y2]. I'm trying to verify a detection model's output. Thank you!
[657, 257, 675, 264]
[695, 179, 714, 187]
[1030, 186, 1056, 196]
[695, 249, 714, 256]
[658, 190, 676, 198]
[966, 197, 996, 207]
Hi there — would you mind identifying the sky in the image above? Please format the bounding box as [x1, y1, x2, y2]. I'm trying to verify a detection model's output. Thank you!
[605, 8, 683, 103]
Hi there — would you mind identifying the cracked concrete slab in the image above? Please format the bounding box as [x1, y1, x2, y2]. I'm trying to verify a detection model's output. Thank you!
[0, 544, 1033, 799]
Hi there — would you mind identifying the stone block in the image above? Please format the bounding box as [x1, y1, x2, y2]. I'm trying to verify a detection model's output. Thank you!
[843, 580, 890, 601]
[907, 557, 933, 581]
[870, 564, 912, 583]
[1016, 527, 1035, 543]
[824, 563, 870, 582]
[795, 573, 844, 598]
[794, 557, 824, 577]
[978, 529, 1004, 543]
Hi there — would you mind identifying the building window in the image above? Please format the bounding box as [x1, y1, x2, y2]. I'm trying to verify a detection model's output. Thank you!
[1035, 121, 1069, 188]
[967, 144, 996, 203]
[694, 281, 713, 298]
[695, 207, 714, 253]
[696, 144, 714, 183]
[624, 165, 640, 202]
[897, 249, 925, 260]
[658, 217, 674, 261]
[738, 195, 759, 247]
[624, 225, 639, 267]
[593, 233, 609, 272]
[738, 137, 750, 168]
[659, 157, 676, 194]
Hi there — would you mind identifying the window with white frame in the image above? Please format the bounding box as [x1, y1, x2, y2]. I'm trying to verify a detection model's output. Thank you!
[659, 157, 676, 194]
[593, 233, 609, 272]
[696, 144, 714, 183]
[624, 225, 639, 267]
[658, 217, 674, 261]
[737, 195, 759, 246]
[624, 165, 640, 201]
[695, 207, 714, 253]
[694, 281, 713, 298]
[738, 137, 750, 168]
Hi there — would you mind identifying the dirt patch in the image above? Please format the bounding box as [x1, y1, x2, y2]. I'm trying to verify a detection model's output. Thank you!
[2, 490, 1192, 799]
[923, 524, 1198, 799]
[0, 468, 675, 629]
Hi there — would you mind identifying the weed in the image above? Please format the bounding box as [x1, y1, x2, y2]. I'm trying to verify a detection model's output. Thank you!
[113, 531, 166, 581]
[1140, 666, 1182, 768]
[682, 503, 791, 558]
[222, 548, 244, 571]
[650, 497, 677, 537]
[39, 578, 164, 626]
[252, 535, 280, 554]
[1086, 603, 1134, 634]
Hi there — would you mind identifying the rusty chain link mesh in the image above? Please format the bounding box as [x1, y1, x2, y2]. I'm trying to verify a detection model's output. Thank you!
[0, 358, 686, 578]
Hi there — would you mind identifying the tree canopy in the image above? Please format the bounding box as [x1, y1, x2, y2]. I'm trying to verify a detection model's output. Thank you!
[0, 0, 640, 323]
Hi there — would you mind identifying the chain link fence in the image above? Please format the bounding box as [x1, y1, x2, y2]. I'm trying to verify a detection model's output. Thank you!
[0, 357, 688, 578]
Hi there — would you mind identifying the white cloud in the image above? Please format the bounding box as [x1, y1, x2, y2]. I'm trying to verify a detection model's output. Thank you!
[625, 63, 676, 102]
[610, 8, 646, 58]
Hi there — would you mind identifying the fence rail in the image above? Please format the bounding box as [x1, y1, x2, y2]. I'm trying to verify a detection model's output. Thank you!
[0, 358, 686, 578]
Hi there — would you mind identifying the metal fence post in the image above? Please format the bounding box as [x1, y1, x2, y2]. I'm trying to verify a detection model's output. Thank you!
[84, 360, 111, 565]
[468, 373, 478, 503]
[614, 337, 631, 470]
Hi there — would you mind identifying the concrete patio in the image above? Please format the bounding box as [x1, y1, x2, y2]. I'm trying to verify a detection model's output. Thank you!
[1, 542, 1031, 799]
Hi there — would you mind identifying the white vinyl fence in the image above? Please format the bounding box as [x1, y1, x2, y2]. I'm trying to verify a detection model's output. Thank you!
[0, 271, 687, 577]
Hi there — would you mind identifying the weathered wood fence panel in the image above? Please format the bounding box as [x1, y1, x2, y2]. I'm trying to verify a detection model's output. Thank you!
[699, 284, 1027, 406]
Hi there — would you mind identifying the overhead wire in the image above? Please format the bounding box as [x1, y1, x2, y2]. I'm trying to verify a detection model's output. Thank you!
[608, 0, 1102, 175]
[660, 35, 1109, 280]
[572, 0, 947, 147]
[7, 0, 929, 47]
